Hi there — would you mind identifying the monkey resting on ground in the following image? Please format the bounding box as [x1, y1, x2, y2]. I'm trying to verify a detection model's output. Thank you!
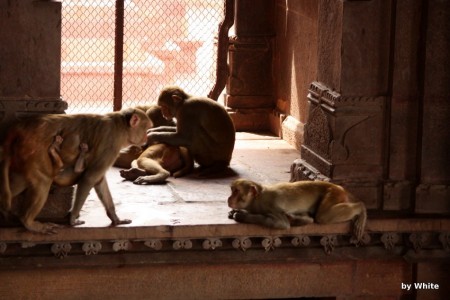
[116, 105, 193, 184]
[0, 108, 152, 234]
[147, 86, 236, 176]
[228, 179, 367, 243]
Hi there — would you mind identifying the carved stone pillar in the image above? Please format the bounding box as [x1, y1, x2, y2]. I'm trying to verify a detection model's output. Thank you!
[0, 0, 72, 224]
[414, 0, 450, 214]
[291, 82, 385, 209]
[291, 0, 392, 210]
[225, 0, 275, 131]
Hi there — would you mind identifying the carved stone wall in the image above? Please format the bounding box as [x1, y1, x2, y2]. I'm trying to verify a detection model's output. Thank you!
[289, 0, 450, 214]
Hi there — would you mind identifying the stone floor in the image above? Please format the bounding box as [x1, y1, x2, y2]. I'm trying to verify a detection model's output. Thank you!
[78, 132, 301, 228]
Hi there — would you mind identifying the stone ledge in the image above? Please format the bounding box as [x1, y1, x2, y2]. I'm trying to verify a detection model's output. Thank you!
[0, 218, 448, 260]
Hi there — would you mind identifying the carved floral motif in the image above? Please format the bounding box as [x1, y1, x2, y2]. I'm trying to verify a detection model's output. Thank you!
[381, 232, 400, 251]
[82, 241, 102, 255]
[320, 235, 337, 255]
[51, 242, 71, 259]
[173, 239, 193, 250]
[144, 239, 163, 250]
[232, 237, 252, 251]
[261, 236, 282, 252]
[112, 240, 131, 252]
[202, 238, 222, 250]
[291, 235, 311, 247]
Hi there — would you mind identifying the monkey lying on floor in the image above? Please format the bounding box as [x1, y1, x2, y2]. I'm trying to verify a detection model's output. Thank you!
[116, 105, 193, 184]
[227, 179, 367, 243]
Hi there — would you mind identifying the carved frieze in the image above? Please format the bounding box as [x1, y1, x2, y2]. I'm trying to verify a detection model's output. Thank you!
[0, 231, 448, 259]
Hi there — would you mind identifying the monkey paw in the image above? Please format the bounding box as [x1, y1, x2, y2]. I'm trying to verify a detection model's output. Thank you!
[111, 218, 132, 225]
[228, 210, 247, 222]
[26, 221, 61, 235]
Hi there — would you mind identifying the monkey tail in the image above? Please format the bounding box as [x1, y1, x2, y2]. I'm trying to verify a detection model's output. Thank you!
[353, 202, 367, 242]
[0, 143, 12, 213]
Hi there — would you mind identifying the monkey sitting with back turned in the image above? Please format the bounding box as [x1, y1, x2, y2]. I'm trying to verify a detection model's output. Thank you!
[227, 178, 367, 243]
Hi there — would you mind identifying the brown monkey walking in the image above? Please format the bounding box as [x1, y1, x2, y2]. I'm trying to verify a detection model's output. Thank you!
[228, 179, 367, 242]
[117, 105, 193, 184]
[147, 86, 236, 176]
[0, 109, 151, 234]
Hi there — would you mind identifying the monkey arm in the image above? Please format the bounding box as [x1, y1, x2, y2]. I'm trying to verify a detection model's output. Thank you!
[147, 131, 191, 147]
[147, 126, 177, 133]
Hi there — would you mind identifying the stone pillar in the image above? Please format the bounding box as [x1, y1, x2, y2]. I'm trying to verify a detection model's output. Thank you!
[414, 0, 450, 213]
[0, 0, 71, 223]
[291, 0, 450, 214]
[225, 0, 275, 131]
[291, 0, 391, 209]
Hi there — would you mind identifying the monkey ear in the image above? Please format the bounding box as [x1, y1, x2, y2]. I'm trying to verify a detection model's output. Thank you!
[250, 185, 259, 197]
[129, 113, 140, 128]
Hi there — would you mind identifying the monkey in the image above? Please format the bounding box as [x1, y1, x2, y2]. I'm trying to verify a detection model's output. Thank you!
[147, 86, 236, 176]
[49, 135, 88, 175]
[0, 108, 152, 234]
[116, 105, 193, 184]
[114, 105, 176, 169]
[120, 143, 192, 184]
[227, 179, 367, 242]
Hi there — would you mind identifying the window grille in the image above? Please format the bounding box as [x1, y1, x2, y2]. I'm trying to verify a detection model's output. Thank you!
[61, 0, 226, 114]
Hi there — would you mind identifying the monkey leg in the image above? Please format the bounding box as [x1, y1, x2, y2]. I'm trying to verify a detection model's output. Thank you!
[48, 135, 64, 171]
[316, 202, 367, 241]
[93, 177, 131, 225]
[133, 156, 170, 184]
[172, 147, 193, 178]
[74, 143, 88, 173]
[119, 167, 147, 181]
[231, 210, 291, 229]
[287, 213, 314, 226]
[21, 181, 60, 234]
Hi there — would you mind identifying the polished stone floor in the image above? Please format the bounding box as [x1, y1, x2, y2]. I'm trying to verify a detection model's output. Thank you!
[78, 132, 301, 228]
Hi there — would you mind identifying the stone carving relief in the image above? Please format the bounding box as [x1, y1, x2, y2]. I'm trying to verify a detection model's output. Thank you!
[0, 231, 448, 259]
[304, 105, 331, 160]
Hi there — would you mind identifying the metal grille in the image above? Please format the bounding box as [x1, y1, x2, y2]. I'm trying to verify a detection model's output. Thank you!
[61, 0, 224, 114]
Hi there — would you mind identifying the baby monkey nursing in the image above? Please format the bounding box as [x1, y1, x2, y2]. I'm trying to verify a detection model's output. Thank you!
[228, 179, 367, 242]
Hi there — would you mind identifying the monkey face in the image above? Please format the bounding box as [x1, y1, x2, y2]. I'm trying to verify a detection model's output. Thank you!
[127, 111, 152, 146]
[159, 103, 174, 120]
[228, 181, 254, 209]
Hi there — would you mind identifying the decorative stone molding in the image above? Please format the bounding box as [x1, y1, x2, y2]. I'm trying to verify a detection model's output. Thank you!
[291, 235, 311, 247]
[202, 238, 222, 250]
[51, 242, 71, 259]
[261, 236, 282, 252]
[350, 232, 371, 247]
[409, 233, 431, 253]
[144, 239, 163, 251]
[0, 228, 448, 259]
[232, 237, 252, 252]
[381, 232, 400, 251]
[320, 235, 338, 255]
[112, 240, 131, 252]
[173, 239, 193, 250]
[82, 241, 102, 255]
